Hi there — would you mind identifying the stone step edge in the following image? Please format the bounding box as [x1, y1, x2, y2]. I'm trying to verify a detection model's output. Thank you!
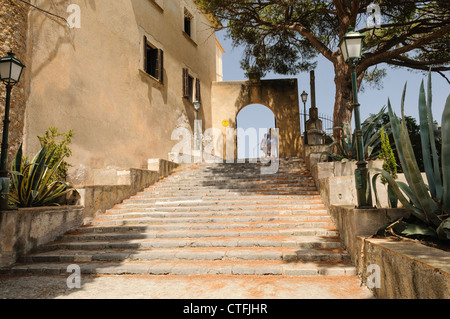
[123, 198, 324, 204]
[71, 227, 337, 237]
[41, 234, 341, 250]
[18, 247, 350, 263]
[1, 261, 357, 276]
[52, 232, 342, 244]
[79, 219, 332, 230]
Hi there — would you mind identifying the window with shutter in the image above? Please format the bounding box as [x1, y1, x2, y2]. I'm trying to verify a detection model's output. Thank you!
[182, 68, 189, 98]
[184, 9, 193, 38]
[195, 78, 201, 102]
[182, 68, 194, 101]
[143, 36, 164, 83]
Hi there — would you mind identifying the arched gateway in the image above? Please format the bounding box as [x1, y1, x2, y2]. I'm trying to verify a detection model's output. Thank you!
[211, 78, 302, 161]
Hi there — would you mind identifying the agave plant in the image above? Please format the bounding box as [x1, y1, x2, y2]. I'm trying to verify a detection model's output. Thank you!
[322, 106, 390, 162]
[9, 144, 73, 207]
[372, 72, 450, 242]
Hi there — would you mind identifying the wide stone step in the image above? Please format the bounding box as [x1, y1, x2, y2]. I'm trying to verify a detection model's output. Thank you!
[129, 194, 323, 201]
[90, 216, 332, 228]
[160, 178, 315, 186]
[56, 227, 337, 241]
[18, 246, 349, 263]
[110, 204, 326, 213]
[148, 186, 318, 192]
[76, 222, 333, 233]
[62, 222, 333, 240]
[123, 197, 323, 205]
[143, 188, 320, 194]
[156, 180, 316, 187]
[91, 213, 331, 224]
[1, 260, 356, 276]
[102, 208, 328, 217]
[41, 233, 341, 250]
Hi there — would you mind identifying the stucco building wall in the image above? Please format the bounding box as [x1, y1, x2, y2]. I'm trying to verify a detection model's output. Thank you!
[22, 0, 221, 184]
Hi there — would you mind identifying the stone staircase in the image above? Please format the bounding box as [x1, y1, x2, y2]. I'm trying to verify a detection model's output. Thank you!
[1, 157, 357, 276]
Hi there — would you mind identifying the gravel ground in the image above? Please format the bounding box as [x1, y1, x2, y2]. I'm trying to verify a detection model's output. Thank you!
[0, 274, 374, 299]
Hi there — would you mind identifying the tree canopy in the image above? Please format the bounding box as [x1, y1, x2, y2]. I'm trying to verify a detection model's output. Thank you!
[197, 0, 450, 134]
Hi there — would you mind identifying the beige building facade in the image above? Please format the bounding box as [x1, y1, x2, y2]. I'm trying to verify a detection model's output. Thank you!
[21, 0, 223, 185]
[2, 0, 303, 187]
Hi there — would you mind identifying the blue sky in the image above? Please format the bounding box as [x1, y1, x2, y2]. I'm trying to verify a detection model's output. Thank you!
[216, 31, 450, 158]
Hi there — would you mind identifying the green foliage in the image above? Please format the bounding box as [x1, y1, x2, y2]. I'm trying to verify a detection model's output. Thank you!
[360, 66, 387, 92]
[378, 126, 398, 208]
[37, 127, 74, 182]
[372, 71, 450, 242]
[379, 126, 397, 184]
[9, 144, 73, 208]
[321, 107, 388, 162]
[198, 1, 450, 83]
[370, 112, 426, 173]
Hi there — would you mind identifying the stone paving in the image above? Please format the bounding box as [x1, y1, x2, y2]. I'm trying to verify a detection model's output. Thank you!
[0, 158, 374, 299]
[0, 274, 373, 299]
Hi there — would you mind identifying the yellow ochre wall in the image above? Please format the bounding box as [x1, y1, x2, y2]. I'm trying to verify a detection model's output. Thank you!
[23, 0, 221, 184]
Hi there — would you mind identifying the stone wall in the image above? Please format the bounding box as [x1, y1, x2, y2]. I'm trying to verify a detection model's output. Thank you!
[329, 205, 450, 299]
[0, 205, 84, 267]
[0, 0, 29, 164]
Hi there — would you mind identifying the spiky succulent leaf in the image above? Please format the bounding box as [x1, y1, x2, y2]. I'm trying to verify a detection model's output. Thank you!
[436, 218, 450, 242]
[442, 95, 450, 212]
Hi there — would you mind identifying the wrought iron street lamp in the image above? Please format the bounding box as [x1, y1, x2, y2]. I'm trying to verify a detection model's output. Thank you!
[0, 51, 25, 210]
[301, 91, 308, 144]
[339, 28, 373, 209]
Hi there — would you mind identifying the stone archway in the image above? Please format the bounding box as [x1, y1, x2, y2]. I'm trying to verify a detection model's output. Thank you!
[211, 78, 302, 161]
[236, 104, 276, 159]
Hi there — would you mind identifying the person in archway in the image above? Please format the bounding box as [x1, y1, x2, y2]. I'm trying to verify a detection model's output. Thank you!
[260, 133, 268, 157]
[266, 130, 272, 157]
[267, 128, 278, 158]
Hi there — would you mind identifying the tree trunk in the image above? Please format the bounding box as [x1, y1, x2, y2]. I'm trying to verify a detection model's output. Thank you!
[332, 60, 366, 141]
[333, 61, 353, 141]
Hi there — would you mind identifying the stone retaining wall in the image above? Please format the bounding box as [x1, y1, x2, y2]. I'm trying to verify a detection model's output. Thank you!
[0, 205, 84, 267]
[0, 159, 180, 267]
[330, 205, 450, 299]
[303, 145, 450, 299]
[359, 237, 450, 299]
[77, 160, 180, 220]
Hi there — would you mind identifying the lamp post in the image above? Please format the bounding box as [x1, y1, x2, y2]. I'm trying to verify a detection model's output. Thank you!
[193, 99, 201, 151]
[0, 51, 25, 210]
[339, 28, 373, 209]
[301, 91, 308, 144]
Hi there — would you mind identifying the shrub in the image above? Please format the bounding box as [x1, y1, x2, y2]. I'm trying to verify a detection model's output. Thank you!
[37, 127, 74, 182]
[378, 126, 398, 208]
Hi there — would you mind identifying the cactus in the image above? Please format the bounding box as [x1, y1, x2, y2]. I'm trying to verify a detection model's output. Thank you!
[372, 71, 450, 242]
[9, 144, 73, 207]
